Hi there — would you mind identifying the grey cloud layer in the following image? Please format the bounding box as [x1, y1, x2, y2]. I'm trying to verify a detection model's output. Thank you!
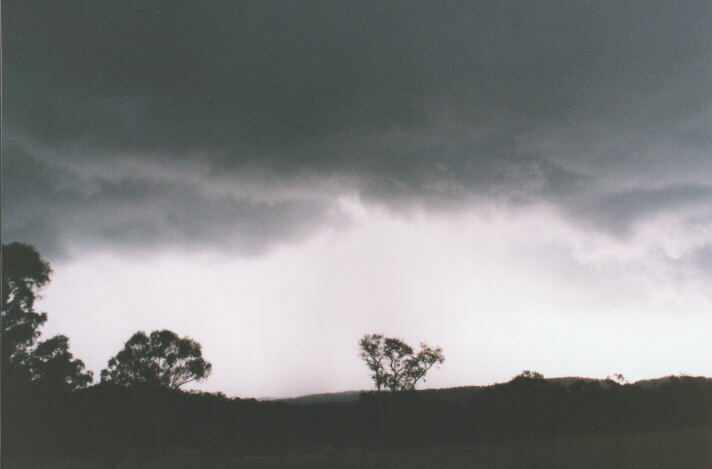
[3, 1, 711, 256]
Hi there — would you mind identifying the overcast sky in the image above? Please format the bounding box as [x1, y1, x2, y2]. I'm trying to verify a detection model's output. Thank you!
[3, 1, 711, 398]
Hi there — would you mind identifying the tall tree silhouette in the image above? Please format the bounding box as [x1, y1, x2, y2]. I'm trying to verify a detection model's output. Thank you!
[101, 330, 212, 389]
[359, 334, 387, 391]
[1, 242, 92, 392]
[2, 242, 51, 378]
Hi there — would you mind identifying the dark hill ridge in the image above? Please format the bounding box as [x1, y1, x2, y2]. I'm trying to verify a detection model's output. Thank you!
[633, 375, 712, 388]
[266, 390, 363, 405]
[266, 375, 710, 405]
[268, 386, 488, 406]
[4, 374, 710, 462]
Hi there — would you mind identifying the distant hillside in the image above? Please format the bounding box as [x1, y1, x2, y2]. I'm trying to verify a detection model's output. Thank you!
[633, 375, 712, 388]
[267, 376, 711, 405]
[271, 386, 490, 406]
[269, 390, 363, 405]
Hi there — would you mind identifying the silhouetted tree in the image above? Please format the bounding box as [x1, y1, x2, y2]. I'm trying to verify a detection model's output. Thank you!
[27, 335, 93, 391]
[101, 330, 212, 389]
[514, 370, 544, 381]
[404, 342, 446, 391]
[359, 334, 387, 391]
[606, 373, 628, 385]
[2, 243, 51, 377]
[1, 243, 92, 392]
[359, 334, 444, 392]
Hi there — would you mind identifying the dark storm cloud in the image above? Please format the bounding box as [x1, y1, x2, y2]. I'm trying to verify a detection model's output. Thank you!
[2, 143, 340, 257]
[3, 1, 711, 256]
[566, 185, 712, 237]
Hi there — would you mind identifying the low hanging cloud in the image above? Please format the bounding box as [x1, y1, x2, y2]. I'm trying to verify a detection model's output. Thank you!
[3, 1, 711, 261]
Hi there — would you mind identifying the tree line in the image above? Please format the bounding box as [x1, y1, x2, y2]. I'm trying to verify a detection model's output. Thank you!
[2, 242, 444, 397]
[2, 243, 212, 395]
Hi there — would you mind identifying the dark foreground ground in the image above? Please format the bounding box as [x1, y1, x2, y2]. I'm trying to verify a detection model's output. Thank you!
[5, 426, 711, 469]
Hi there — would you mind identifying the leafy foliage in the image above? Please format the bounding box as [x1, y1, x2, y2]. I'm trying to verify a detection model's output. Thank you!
[101, 330, 212, 389]
[27, 335, 94, 391]
[1, 243, 92, 391]
[359, 334, 388, 391]
[360, 334, 444, 392]
[514, 370, 545, 381]
[1, 242, 51, 372]
[606, 373, 628, 385]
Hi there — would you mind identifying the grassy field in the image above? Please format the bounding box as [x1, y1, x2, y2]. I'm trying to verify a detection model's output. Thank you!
[6, 426, 711, 468]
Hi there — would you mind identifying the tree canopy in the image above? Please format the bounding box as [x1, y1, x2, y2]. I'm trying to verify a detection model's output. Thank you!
[2, 242, 92, 392]
[359, 334, 444, 392]
[514, 370, 545, 381]
[26, 334, 94, 391]
[101, 330, 212, 389]
[2, 242, 51, 370]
